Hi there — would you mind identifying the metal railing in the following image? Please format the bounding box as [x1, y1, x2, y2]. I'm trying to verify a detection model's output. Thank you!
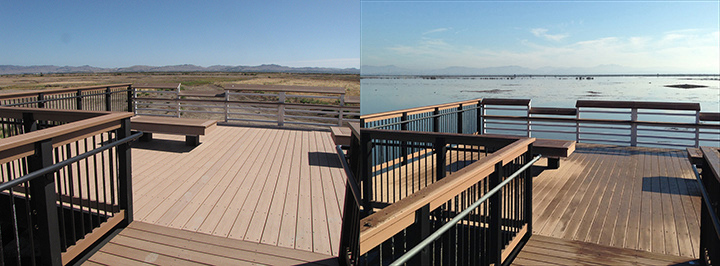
[351, 125, 535, 265]
[133, 83, 360, 127]
[390, 154, 541, 265]
[337, 143, 363, 266]
[691, 146, 720, 265]
[0, 84, 133, 113]
[363, 99, 720, 149]
[0, 108, 138, 265]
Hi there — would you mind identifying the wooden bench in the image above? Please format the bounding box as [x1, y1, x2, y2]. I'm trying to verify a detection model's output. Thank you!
[533, 139, 576, 169]
[331, 126, 352, 146]
[687, 147, 704, 167]
[131, 116, 217, 146]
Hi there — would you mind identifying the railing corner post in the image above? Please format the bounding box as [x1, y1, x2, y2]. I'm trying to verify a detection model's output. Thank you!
[37, 93, 45, 108]
[118, 117, 134, 224]
[77, 89, 83, 110]
[28, 138, 62, 266]
[127, 85, 134, 113]
[457, 103, 464, 134]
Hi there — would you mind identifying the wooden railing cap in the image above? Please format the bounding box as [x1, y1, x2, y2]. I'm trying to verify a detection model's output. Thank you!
[576, 100, 701, 111]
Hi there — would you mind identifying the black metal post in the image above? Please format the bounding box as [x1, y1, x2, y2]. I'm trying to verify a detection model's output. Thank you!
[22, 113, 37, 133]
[435, 137, 447, 180]
[487, 161, 503, 265]
[457, 104, 463, 134]
[76, 89, 83, 110]
[433, 107, 440, 132]
[409, 204, 431, 266]
[360, 131, 373, 215]
[37, 93, 45, 108]
[401, 112, 408, 166]
[28, 139, 62, 265]
[477, 100, 483, 134]
[118, 117, 133, 225]
[127, 85, 134, 113]
[105, 87, 112, 111]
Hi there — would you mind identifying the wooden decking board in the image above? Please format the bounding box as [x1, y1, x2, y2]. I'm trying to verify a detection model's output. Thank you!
[95, 242, 203, 266]
[296, 130, 314, 252]
[243, 129, 289, 243]
[124, 125, 346, 258]
[532, 144, 701, 258]
[545, 146, 606, 239]
[179, 127, 265, 232]
[514, 235, 696, 266]
[164, 127, 258, 228]
[87, 251, 156, 266]
[217, 128, 280, 238]
[259, 129, 295, 246]
[309, 131, 333, 255]
[277, 130, 303, 249]
[532, 147, 593, 233]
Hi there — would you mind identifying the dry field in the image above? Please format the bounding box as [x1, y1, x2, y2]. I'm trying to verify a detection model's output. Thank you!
[0, 72, 360, 97]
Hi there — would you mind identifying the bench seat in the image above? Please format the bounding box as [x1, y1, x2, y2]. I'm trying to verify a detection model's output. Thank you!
[331, 126, 352, 146]
[131, 116, 217, 146]
[687, 147, 704, 167]
[533, 139, 576, 169]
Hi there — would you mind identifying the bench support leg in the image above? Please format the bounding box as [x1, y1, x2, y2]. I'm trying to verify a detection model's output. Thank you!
[140, 132, 153, 142]
[186, 135, 200, 146]
[547, 157, 560, 169]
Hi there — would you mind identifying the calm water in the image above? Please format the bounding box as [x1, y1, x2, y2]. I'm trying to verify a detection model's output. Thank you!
[361, 76, 720, 115]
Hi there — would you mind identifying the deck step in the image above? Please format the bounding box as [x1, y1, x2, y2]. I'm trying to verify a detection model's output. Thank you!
[514, 235, 696, 266]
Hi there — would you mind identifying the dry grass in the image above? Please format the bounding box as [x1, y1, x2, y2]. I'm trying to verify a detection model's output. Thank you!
[0, 72, 360, 96]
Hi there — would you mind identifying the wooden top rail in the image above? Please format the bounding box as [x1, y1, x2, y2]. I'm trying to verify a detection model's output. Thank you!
[224, 84, 346, 94]
[529, 107, 577, 116]
[576, 100, 701, 111]
[131, 83, 181, 89]
[358, 137, 535, 254]
[133, 96, 360, 110]
[482, 98, 531, 106]
[0, 109, 133, 165]
[361, 99, 482, 123]
[361, 128, 522, 147]
[0, 83, 132, 100]
[700, 112, 720, 122]
[0, 106, 111, 122]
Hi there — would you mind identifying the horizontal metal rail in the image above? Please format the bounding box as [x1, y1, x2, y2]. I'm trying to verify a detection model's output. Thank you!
[0, 132, 143, 192]
[389, 154, 542, 266]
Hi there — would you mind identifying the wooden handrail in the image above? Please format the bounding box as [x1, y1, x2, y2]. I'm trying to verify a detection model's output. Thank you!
[482, 98, 531, 106]
[361, 99, 482, 122]
[0, 106, 111, 121]
[576, 100, 701, 111]
[0, 83, 132, 100]
[0, 109, 132, 165]
[358, 137, 534, 254]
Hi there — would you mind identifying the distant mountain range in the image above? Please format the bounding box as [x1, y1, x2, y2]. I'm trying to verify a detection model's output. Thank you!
[0, 64, 359, 75]
[361, 65, 716, 76]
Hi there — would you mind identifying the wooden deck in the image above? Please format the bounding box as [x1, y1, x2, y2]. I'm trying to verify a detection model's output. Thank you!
[513, 235, 696, 265]
[84, 222, 338, 265]
[126, 125, 346, 257]
[531, 143, 701, 259]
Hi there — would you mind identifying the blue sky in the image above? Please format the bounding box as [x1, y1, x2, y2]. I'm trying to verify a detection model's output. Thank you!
[361, 1, 720, 73]
[0, 1, 360, 68]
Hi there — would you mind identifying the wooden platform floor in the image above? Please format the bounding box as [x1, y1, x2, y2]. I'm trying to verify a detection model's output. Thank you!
[531, 143, 701, 259]
[127, 125, 347, 257]
[513, 234, 696, 265]
[84, 221, 338, 265]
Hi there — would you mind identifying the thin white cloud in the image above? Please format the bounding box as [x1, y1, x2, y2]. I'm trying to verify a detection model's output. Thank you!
[423, 28, 451, 35]
[531, 28, 569, 41]
[370, 28, 719, 73]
